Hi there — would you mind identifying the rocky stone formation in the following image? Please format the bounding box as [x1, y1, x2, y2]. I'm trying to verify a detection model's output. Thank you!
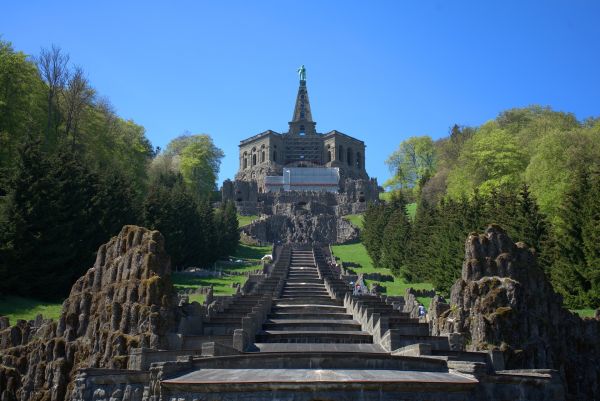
[429, 225, 600, 400]
[0, 225, 179, 401]
[242, 212, 359, 244]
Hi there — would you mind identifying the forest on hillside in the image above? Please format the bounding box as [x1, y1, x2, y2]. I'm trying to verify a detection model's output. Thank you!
[0, 40, 239, 300]
[365, 108, 600, 310]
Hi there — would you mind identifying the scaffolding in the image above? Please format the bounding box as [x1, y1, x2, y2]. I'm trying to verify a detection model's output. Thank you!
[265, 167, 339, 192]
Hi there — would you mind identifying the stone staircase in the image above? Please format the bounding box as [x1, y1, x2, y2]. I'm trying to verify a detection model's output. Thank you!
[254, 246, 379, 351]
[77, 243, 563, 401]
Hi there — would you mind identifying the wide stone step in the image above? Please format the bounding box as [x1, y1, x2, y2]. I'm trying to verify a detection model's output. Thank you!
[256, 330, 373, 344]
[282, 285, 326, 291]
[263, 320, 362, 331]
[271, 305, 346, 313]
[268, 312, 353, 320]
[281, 290, 329, 296]
[275, 298, 338, 305]
[285, 281, 323, 285]
[251, 343, 387, 353]
[286, 276, 320, 280]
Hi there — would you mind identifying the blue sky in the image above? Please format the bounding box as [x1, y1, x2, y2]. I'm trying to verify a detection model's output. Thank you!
[2, 1, 599, 184]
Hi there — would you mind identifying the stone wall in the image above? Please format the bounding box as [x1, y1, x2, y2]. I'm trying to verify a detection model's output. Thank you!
[428, 225, 600, 400]
[242, 213, 359, 244]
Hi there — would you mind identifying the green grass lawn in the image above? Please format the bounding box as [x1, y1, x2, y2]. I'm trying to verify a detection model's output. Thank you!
[232, 243, 272, 260]
[343, 214, 364, 229]
[172, 273, 248, 297]
[331, 242, 434, 300]
[570, 309, 596, 318]
[172, 242, 273, 302]
[237, 214, 258, 227]
[0, 295, 63, 324]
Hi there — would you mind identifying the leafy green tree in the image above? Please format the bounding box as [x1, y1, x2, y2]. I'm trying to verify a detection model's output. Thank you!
[155, 134, 225, 199]
[385, 136, 436, 194]
[446, 121, 528, 198]
[525, 123, 600, 227]
[0, 40, 46, 169]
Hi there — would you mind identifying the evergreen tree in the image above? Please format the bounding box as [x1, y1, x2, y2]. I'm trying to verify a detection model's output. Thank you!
[381, 206, 411, 277]
[143, 173, 203, 269]
[582, 169, 600, 306]
[214, 200, 240, 259]
[196, 197, 217, 267]
[1, 139, 103, 299]
[404, 198, 436, 282]
[551, 169, 590, 308]
[362, 202, 386, 267]
[94, 170, 140, 242]
[515, 184, 549, 254]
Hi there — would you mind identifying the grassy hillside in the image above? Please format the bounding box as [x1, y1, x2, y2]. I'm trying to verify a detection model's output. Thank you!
[0, 296, 62, 324]
[172, 243, 272, 304]
[343, 214, 364, 229]
[331, 242, 434, 306]
[237, 214, 258, 227]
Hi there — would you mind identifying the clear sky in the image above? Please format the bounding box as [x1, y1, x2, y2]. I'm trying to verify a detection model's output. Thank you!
[2, 1, 599, 184]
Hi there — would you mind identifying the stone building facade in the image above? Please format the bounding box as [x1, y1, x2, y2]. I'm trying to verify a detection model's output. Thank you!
[223, 73, 380, 244]
[235, 79, 369, 192]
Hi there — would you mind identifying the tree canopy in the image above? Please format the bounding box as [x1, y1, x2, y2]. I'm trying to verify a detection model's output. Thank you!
[0, 39, 236, 300]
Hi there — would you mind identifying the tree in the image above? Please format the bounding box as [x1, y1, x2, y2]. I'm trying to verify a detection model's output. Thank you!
[1, 138, 104, 299]
[161, 134, 225, 199]
[37, 44, 69, 143]
[0, 40, 45, 169]
[381, 206, 411, 277]
[215, 200, 240, 259]
[385, 136, 436, 194]
[446, 121, 528, 198]
[62, 66, 94, 142]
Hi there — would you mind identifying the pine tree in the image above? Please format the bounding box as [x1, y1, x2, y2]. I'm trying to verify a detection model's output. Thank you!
[404, 198, 436, 282]
[215, 200, 240, 258]
[552, 168, 590, 308]
[381, 206, 411, 277]
[582, 169, 600, 307]
[362, 202, 386, 267]
[515, 184, 549, 254]
[1, 139, 104, 299]
[0, 137, 53, 295]
[94, 170, 140, 241]
[196, 197, 217, 267]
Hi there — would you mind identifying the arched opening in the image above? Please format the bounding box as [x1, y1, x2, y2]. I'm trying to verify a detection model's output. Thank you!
[252, 154, 257, 166]
[243, 158, 247, 169]
[356, 152, 361, 168]
[338, 145, 344, 162]
[273, 151, 277, 162]
[327, 150, 332, 162]
[261, 151, 265, 163]
[347, 147, 353, 166]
